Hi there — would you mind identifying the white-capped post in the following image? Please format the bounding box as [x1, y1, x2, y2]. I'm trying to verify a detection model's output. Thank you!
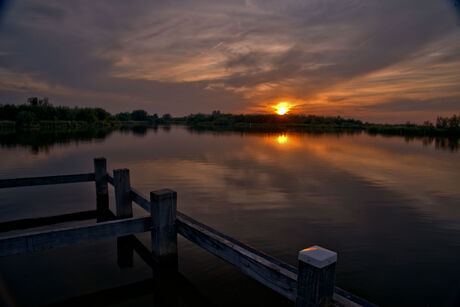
[296, 245, 337, 307]
[150, 189, 178, 268]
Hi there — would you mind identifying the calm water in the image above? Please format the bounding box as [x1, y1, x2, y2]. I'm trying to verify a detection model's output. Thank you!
[0, 126, 459, 306]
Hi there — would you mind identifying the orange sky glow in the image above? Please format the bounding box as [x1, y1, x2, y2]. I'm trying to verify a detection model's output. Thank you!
[0, 1, 459, 123]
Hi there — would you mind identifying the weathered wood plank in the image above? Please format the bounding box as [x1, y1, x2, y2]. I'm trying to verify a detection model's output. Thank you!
[0, 173, 95, 189]
[0, 216, 152, 257]
[176, 212, 298, 301]
[0, 157, 374, 306]
[0, 210, 99, 232]
[176, 213, 374, 306]
[130, 188, 151, 212]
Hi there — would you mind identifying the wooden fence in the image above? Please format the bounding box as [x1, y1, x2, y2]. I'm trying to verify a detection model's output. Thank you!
[0, 158, 376, 307]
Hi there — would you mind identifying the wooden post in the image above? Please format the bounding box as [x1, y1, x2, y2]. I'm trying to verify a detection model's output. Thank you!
[113, 169, 133, 218]
[150, 189, 178, 306]
[296, 246, 337, 307]
[94, 158, 108, 221]
[113, 169, 133, 268]
[150, 189, 178, 268]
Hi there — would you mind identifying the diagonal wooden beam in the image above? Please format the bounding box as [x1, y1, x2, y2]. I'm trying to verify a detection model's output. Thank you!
[0, 216, 152, 257]
[0, 173, 95, 189]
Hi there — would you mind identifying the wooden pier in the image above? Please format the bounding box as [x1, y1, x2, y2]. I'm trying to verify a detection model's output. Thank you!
[0, 158, 376, 307]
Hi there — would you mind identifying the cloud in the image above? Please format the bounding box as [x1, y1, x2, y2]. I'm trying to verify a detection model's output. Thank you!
[0, 0, 459, 121]
[362, 97, 460, 112]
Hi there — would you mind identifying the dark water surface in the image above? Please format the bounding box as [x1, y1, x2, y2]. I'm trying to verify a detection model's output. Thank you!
[0, 127, 459, 306]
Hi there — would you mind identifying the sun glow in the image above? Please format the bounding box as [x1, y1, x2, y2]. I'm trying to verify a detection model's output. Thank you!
[273, 102, 292, 115]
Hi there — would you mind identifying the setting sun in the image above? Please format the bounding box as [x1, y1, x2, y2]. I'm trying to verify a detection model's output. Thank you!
[273, 102, 292, 115]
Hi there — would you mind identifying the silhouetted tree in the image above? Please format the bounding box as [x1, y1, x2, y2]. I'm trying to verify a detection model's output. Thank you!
[437, 116, 447, 128]
[115, 112, 130, 121]
[27, 97, 39, 106]
[39, 97, 50, 106]
[27, 97, 49, 106]
[75, 108, 97, 122]
[423, 121, 433, 127]
[131, 109, 148, 121]
[95, 108, 110, 121]
[449, 115, 459, 128]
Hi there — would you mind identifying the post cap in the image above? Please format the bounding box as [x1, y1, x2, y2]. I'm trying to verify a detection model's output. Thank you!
[150, 189, 177, 201]
[298, 245, 337, 268]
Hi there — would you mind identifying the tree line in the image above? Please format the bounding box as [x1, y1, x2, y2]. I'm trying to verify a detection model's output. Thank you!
[0, 97, 172, 126]
[179, 111, 459, 129]
[176, 111, 364, 127]
[177, 111, 460, 137]
[1, 97, 458, 136]
[434, 115, 460, 129]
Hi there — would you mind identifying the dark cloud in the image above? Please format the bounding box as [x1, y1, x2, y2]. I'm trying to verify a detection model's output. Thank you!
[22, 3, 66, 21]
[362, 97, 460, 112]
[450, 0, 460, 21]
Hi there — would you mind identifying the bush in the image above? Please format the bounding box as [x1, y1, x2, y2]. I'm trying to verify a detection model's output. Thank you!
[131, 110, 148, 121]
[95, 108, 110, 121]
[16, 111, 37, 126]
[75, 108, 97, 122]
[115, 112, 131, 121]
[162, 113, 172, 121]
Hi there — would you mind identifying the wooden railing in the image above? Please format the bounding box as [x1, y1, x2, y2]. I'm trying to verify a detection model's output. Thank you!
[0, 158, 376, 307]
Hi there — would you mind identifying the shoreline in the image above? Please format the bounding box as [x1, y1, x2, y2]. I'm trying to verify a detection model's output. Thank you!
[1, 119, 460, 138]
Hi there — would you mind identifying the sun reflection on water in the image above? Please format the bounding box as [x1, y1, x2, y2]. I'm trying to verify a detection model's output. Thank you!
[277, 134, 289, 144]
[268, 133, 302, 149]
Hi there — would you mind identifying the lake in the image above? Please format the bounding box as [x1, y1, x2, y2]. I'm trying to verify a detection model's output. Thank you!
[0, 126, 459, 306]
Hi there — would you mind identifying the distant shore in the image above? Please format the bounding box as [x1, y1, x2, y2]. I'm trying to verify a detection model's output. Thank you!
[2, 119, 460, 139]
[177, 121, 460, 137]
[1, 98, 459, 138]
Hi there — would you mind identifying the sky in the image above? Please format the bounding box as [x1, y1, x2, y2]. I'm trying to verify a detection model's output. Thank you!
[0, 0, 459, 123]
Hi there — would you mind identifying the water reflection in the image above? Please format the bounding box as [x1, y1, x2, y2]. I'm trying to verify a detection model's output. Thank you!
[0, 127, 459, 306]
[1, 127, 457, 154]
[260, 132, 460, 226]
[0, 128, 116, 154]
[276, 134, 288, 145]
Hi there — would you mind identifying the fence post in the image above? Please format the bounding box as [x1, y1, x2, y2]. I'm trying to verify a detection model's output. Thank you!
[113, 169, 133, 267]
[296, 246, 337, 307]
[150, 189, 178, 268]
[93, 158, 108, 221]
[113, 169, 133, 218]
